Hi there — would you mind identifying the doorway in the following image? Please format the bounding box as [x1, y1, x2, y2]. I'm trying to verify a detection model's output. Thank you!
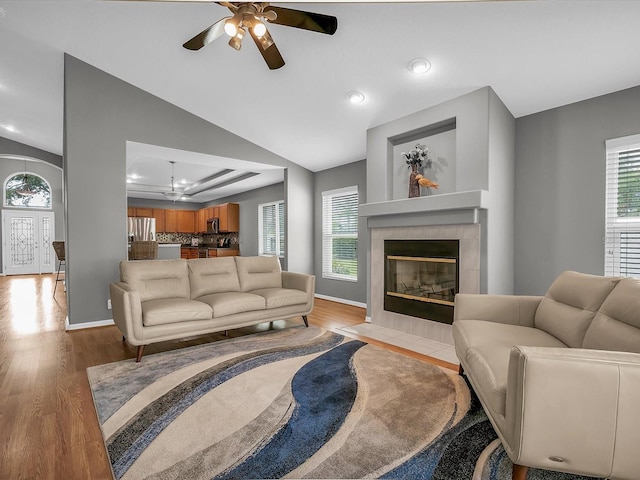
[1, 209, 55, 275]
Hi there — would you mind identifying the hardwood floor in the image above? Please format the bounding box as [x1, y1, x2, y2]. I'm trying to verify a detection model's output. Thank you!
[0, 274, 455, 480]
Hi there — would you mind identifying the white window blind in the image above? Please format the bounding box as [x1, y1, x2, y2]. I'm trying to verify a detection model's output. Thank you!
[258, 200, 284, 257]
[605, 134, 640, 277]
[322, 186, 358, 281]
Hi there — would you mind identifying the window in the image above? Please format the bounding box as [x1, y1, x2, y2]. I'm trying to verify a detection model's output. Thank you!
[322, 186, 358, 281]
[258, 200, 284, 257]
[605, 134, 640, 277]
[4, 171, 51, 208]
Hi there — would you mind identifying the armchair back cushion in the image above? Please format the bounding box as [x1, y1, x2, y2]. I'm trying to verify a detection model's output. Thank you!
[235, 256, 282, 292]
[188, 257, 241, 298]
[583, 278, 640, 352]
[534, 271, 620, 347]
[120, 259, 190, 302]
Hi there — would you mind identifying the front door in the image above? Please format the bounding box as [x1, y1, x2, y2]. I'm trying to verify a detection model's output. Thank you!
[1, 210, 55, 275]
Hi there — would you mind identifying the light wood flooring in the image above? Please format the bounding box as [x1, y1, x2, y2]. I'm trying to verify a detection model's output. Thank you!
[0, 273, 455, 480]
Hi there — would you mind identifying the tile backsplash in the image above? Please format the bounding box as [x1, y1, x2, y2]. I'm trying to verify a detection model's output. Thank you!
[156, 232, 239, 247]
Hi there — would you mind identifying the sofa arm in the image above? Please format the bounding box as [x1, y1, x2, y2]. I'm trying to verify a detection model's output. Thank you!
[504, 346, 640, 479]
[454, 293, 542, 327]
[109, 281, 144, 345]
[282, 271, 315, 295]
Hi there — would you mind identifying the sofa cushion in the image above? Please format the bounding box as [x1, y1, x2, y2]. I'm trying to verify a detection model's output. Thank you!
[195, 292, 266, 317]
[454, 320, 567, 416]
[534, 271, 620, 347]
[235, 256, 282, 292]
[583, 277, 640, 352]
[120, 259, 190, 302]
[142, 298, 212, 326]
[251, 288, 309, 309]
[188, 257, 241, 299]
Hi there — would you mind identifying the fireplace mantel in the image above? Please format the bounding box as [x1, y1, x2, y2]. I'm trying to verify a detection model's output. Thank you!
[359, 189, 488, 219]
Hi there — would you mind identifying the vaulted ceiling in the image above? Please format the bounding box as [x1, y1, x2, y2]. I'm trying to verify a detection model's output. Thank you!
[1, 1, 639, 202]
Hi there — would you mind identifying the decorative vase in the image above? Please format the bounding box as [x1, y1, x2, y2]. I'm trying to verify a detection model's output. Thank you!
[408, 164, 420, 198]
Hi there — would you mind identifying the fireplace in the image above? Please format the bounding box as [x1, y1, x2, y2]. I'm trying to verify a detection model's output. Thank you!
[384, 240, 459, 325]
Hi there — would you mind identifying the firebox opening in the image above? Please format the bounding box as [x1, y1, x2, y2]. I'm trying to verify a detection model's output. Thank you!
[384, 240, 459, 325]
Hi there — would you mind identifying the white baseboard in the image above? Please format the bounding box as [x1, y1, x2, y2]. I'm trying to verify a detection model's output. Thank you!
[365, 316, 372, 323]
[65, 317, 115, 331]
[314, 293, 367, 309]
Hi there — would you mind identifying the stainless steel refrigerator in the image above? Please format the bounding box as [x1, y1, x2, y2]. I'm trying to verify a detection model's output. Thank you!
[127, 217, 156, 242]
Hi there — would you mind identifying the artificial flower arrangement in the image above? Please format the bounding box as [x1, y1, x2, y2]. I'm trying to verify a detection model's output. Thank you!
[402, 143, 439, 196]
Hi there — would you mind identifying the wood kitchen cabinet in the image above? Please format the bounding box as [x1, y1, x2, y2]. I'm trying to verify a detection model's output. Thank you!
[127, 207, 135, 217]
[218, 203, 239, 232]
[207, 248, 240, 257]
[128, 207, 153, 217]
[152, 209, 165, 233]
[180, 247, 199, 259]
[164, 209, 177, 232]
[176, 210, 195, 233]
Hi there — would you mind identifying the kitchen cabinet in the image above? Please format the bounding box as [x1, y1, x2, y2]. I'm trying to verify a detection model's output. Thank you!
[164, 209, 177, 232]
[218, 203, 239, 232]
[207, 248, 240, 257]
[180, 247, 199, 259]
[152, 209, 165, 233]
[176, 210, 195, 233]
[128, 207, 153, 217]
[196, 209, 207, 233]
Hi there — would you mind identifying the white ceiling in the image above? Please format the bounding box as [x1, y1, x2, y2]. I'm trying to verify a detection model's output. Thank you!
[1, 0, 640, 201]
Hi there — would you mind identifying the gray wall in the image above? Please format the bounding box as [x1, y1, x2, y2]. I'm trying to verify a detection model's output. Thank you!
[64, 55, 313, 326]
[515, 84, 640, 295]
[208, 182, 285, 257]
[314, 160, 367, 304]
[127, 198, 202, 211]
[1, 138, 64, 274]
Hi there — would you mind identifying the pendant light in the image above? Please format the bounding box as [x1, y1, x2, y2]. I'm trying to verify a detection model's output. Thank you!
[16, 159, 35, 197]
[163, 161, 181, 201]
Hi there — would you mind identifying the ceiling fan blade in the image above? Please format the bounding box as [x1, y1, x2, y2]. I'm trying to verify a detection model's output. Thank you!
[249, 28, 285, 70]
[266, 6, 337, 35]
[183, 17, 227, 50]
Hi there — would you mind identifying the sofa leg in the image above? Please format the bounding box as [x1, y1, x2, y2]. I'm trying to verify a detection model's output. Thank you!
[302, 315, 309, 327]
[512, 464, 529, 480]
[224, 330, 228, 337]
[458, 364, 464, 376]
[136, 345, 145, 363]
[122, 336, 125, 342]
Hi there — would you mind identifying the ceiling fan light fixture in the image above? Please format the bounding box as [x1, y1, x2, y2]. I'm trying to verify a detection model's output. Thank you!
[228, 28, 245, 50]
[408, 58, 432, 75]
[252, 19, 267, 38]
[224, 16, 240, 37]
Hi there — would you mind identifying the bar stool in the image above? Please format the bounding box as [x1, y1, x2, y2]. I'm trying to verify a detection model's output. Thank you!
[52, 241, 65, 296]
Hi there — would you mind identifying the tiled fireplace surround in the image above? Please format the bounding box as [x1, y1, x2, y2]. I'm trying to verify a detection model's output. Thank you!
[370, 223, 480, 345]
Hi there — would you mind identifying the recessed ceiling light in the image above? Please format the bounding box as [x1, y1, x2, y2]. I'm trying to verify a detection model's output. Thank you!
[1, 124, 17, 133]
[129, 173, 140, 180]
[347, 91, 365, 104]
[408, 58, 431, 75]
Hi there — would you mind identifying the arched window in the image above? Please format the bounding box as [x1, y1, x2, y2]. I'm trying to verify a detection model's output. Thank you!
[4, 171, 52, 208]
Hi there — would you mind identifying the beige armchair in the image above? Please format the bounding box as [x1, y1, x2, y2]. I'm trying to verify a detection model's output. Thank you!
[453, 271, 640, 480]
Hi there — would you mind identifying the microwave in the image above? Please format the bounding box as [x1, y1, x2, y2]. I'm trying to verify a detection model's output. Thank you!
[206, 217, 219, 234]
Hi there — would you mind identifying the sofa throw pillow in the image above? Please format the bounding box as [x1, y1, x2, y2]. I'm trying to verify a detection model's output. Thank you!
[534, 271, 620, 347]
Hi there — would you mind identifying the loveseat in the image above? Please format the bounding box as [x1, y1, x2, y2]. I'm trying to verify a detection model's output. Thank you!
[109, 255, 315, 361]
[452, 271, 640, 480]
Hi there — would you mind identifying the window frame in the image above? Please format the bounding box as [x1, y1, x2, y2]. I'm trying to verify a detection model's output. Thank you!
[322, 185, 359, 282]
[604, 134, 640, 278]
[258, 200, 285, 258]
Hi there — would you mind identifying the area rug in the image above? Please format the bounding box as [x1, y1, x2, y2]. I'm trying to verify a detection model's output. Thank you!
[87, 326, 597, 480]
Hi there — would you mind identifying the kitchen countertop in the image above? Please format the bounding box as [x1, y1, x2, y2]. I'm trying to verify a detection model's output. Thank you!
[158, 243, 181, 247]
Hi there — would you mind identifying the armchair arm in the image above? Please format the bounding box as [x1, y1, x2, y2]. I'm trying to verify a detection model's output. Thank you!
[109, 281, 144, 345]
[504, 346, 640, 479]
[454, 293, 542, 327]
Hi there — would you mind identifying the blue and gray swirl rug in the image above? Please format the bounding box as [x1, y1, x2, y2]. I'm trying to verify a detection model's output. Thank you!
[87, 326, 596, 480]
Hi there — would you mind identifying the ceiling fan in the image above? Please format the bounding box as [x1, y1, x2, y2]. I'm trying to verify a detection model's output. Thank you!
[182, 2, 338, 70]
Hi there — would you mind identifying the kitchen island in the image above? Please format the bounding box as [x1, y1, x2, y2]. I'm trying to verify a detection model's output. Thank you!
[157, 243, 181, 260]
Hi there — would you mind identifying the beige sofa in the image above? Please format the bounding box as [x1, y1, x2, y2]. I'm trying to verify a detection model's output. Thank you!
[453, 271, 640, 480]
[109, 255, 315, 361]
